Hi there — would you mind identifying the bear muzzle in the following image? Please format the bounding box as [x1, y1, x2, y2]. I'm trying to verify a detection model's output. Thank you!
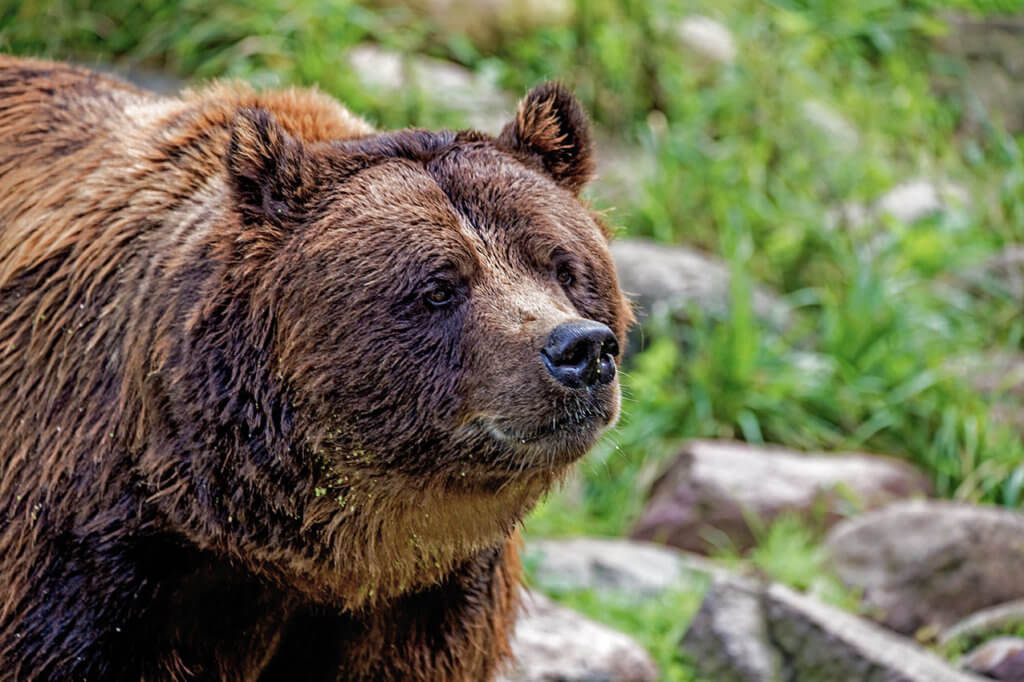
[540, 320, 619, 389]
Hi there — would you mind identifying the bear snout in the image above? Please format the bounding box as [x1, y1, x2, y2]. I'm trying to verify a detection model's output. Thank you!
[540, 320, 619, 389]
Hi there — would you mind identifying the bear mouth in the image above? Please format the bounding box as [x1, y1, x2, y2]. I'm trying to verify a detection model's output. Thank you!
[487, 412, 604, 444]
[477, 406, 612, 466]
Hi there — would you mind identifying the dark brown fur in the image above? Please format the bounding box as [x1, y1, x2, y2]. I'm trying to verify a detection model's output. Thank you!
[0, 56, 632, 681]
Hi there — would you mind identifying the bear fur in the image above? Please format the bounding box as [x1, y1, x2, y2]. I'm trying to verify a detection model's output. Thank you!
[0, 55, 631, 681]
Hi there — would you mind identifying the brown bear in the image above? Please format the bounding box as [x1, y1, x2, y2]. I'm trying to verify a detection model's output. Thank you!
[0, 55, 632, 681]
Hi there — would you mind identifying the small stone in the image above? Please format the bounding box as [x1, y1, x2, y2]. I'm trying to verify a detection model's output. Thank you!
[961, 637, 1024, 680]
[828, 178, 968, 238]
[875, 178, 968, 224]
[676, 16, 738, 64]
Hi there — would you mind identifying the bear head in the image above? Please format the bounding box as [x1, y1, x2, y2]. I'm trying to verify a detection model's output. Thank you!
[152, 83, 633, 603]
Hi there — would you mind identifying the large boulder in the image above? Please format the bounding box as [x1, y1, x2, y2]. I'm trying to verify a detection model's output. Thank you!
[765, 582, 987, 682]
[609, 239, 790, 349]
[524, 537, 721, 599]
[827, 501, 1024, 635]
[680, 575, 780, 682]
[500, 591, 658, 682]
[682, 574, 986, 682]
[630, 440, 931, 555]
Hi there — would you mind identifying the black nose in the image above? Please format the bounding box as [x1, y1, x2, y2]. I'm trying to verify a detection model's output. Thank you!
[541, 321, 619, 388]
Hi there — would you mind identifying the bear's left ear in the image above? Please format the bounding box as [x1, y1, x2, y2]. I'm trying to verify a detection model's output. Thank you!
[227, 107, 316, 227]
[497, 82, 594, 194]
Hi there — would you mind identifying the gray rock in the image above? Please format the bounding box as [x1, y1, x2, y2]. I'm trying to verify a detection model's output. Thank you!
[941, 600, 1024, 646]
[675, 16, 738, 64]
[525, 537, 721, 598]
[827, 501, 1024, 635]
[961, 637, 1024, 681]
[763, 582, 988, 682]
[681, 575, 780, 682]
[937, 14, 1024, 133]
[609, 238, 790, 332]
[500, 591, 658, 682]
[631, 440, 931, 555]
[346, 44, 513, 133]
[827, 179, 970, 239]
[682, 575, 986, 682]
[590, 135, 658, 209]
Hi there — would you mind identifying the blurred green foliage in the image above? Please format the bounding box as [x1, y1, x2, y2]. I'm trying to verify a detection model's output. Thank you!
[3, 0, 1024, 677]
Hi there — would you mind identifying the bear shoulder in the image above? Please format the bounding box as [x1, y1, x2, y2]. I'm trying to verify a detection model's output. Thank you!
[187, 81, 375, 143]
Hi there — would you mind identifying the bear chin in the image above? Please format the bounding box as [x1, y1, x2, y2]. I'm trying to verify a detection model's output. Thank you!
[475, 405, 619, 467]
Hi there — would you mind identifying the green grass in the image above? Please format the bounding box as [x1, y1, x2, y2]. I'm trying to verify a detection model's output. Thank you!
[533, 586, 711, 682]
[716, 514, 863, 611]
[941, 619, 1024, 660]
[3, 0, 1024, 678]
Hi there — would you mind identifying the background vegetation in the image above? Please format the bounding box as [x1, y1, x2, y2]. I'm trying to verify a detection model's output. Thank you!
[3, 0, 1024, 678]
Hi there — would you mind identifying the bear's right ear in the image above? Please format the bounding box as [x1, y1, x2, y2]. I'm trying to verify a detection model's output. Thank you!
[227, 107, 314, 227]
[497, 82, 595, 194]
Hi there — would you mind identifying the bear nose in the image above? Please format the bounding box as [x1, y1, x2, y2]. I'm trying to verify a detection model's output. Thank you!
[541, 321, 619, 388]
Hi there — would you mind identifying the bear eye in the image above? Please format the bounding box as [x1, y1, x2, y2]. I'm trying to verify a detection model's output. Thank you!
[555, 263, 574, 287]
[424, 281, 456, 308]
